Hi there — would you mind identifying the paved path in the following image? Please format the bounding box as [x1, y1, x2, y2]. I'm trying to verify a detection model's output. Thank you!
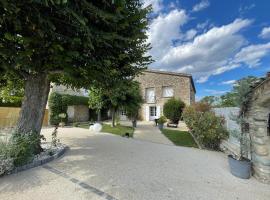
[0, 127, 270, 200]
[133, 121, 174, 145]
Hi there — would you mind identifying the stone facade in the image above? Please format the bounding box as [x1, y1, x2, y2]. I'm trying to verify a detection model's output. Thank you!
[67, 105, 89, 123]
[245, 73, 270, 184]
[135, 70, 196, 121]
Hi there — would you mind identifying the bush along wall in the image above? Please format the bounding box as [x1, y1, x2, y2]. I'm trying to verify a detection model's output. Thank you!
[0, 96, 23, 107]
[183, 104, 228, 150]
[48, 92, 89, 125]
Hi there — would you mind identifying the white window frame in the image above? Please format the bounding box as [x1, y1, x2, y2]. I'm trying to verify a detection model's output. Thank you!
[162, 86, 174, 98]
[145, 87, 155, 103]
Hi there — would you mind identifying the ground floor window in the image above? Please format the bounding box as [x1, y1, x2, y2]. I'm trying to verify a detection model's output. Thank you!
[150, 106, 157, 117]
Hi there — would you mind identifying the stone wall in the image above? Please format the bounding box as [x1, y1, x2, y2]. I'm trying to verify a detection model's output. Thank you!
[135, 70, 195, 121]
[246, 77, 270, 184]
[67, 105, 89, 123]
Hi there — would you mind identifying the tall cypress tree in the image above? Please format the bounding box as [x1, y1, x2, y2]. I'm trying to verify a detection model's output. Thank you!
[0, 0, 151, 136]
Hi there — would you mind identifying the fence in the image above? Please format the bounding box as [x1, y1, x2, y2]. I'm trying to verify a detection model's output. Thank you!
[0, 107, 49, 128]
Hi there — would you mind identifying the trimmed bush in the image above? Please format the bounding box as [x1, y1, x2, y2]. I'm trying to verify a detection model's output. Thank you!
[183, 106, 228, 150]
[48, 92, 89, 125]
[0, 96, 23, 107]
[163, 98, 185, 124]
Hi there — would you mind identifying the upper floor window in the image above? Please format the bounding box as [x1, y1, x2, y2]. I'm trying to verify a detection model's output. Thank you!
[145, 88, 155, 103]
[162, 86, 174, 98]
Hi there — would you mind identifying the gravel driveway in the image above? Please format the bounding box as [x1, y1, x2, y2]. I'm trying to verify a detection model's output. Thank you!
[0, 127, 269, 200]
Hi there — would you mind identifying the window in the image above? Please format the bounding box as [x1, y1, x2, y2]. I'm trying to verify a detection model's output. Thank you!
[150, 106, 157, 117]
[121, 110, 126, 116]
[145, 88, 155, 103]
[162, 86, 174, 97]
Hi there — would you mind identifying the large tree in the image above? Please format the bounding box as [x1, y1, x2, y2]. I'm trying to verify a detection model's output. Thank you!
[0, 0, 151, 136]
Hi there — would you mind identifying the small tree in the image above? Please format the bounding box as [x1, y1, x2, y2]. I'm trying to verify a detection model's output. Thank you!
[88, 87, 108, 122]
[163, 98, 185, 124]
[124, 82, 143, 127]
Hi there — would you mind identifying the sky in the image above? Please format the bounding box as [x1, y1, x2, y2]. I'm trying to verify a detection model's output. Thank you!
[142, 0, 270, 100]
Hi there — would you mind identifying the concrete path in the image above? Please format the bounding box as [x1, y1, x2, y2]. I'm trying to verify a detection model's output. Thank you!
[133, 121, 174, 145]
[0, 127, 270, 200]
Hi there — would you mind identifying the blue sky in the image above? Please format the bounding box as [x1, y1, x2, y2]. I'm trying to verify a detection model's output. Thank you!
[143, 0, 270, 99]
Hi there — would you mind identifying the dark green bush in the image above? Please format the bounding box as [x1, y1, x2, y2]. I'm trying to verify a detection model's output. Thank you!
[0, 96, 23, 107]
[163, 98, 185, 124]
[10, 132, 44, 166]
[183, 106, 228, 150]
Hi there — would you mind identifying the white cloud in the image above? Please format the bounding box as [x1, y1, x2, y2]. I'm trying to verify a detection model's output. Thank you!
[221, 80, 236, 85]
[259, 27, 270, 39]
[147, 9, 188, 59]
[152, 18, 252, 82]
[205, 89, 228, 95]
[184, 29, 197, 40]
[192, 0, 210, 12]
[233, 42, 270, 67]
[143, 0, 163, 13]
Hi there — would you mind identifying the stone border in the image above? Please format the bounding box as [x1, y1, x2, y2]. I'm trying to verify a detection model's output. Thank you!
[9, 144, 68, 175]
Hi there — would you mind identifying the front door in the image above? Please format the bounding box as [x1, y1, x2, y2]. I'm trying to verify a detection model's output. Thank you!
[149, 106, 157, 121]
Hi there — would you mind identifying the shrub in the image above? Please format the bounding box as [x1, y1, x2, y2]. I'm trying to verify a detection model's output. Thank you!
[157, 116, 167, 124]
[192, 102, 211, 112]
[10, 132, 45, 166]
[163, 98, 185, 124]
[0, 139, 14, 175]
[183, 106, 228, 150]
[0, 96, 23, 107]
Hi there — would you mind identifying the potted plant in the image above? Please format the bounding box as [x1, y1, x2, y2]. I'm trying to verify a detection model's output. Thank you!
[58, 113, 67, 127]
[227, 119, 251, 179]
[157, 116, 167, 130]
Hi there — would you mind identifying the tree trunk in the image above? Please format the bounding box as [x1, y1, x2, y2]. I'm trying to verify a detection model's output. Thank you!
[111, 107, 116, 127]
[97, 110, 101, 122]
[16, 74, 50, 135]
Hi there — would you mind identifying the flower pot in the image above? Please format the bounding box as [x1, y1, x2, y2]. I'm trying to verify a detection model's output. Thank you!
[59, 122, 65, 127]
[158, 124, 164, 130]
[228, 155, 251, 179]
[132, 120, 137, 128]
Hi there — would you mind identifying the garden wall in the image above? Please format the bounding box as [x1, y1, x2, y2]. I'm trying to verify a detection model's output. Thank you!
[67, 105, 89, 123]
[213, 107, 241, 156]
[0, 107, 49, 128]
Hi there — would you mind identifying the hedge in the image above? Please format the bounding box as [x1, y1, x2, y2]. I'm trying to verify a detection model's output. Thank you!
[0, 96, 23, 107]
[48, 92, 89, 125]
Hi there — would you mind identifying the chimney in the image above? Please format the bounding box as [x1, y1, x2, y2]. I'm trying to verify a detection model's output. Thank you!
[267, 72, 270, 78]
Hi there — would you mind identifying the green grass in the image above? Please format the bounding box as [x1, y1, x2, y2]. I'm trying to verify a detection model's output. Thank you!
[161, 129, 197, 148]
[76, 122, 134, 137]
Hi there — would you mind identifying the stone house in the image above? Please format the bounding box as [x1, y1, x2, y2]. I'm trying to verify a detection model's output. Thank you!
[129, 69, 196, 121]
[244, 72, 270, 184]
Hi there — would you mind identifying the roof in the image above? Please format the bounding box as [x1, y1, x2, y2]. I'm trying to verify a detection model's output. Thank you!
[144, 69, 196, 93]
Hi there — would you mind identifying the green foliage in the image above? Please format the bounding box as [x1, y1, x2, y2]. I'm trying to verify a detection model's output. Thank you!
[203, 76, 261, 108]
[0, 78, 24, 107]
[192, 102, 211, 112]
[163, 98, 185, 124]
[0, 0, 151, 88]
[183, 106, 228, 150]
[49, 93, 65, 125]
[0, 0, 152, 135]
[88, 87, 108, 112]
[10, 132, 45, 166]
[200, 96, 219, 106]
[157, 116, 167, 124]
[49, 92, 89, 124]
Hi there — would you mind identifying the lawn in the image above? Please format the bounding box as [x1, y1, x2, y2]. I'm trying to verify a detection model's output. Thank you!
[161, 129, 197, 148]
[76, 122, 134, 137]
